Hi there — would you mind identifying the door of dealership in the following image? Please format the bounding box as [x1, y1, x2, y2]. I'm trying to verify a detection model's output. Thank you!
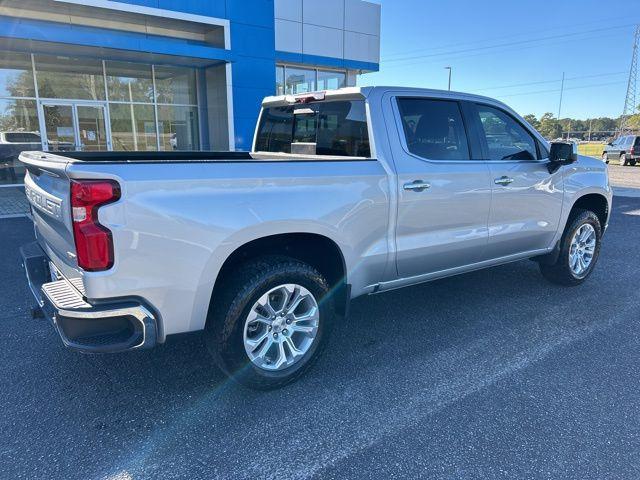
[39, 101, 111, 152]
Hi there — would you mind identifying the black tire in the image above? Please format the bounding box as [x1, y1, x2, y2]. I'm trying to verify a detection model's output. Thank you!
[602, 153, 609, 164]
[204, 256, 335, 390]
[630, 159, 637, 167]
[620, 154, 628, 166]
[539, 209, 602, 286]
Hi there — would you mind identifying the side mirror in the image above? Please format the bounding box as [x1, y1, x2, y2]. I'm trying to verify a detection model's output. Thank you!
[548, 142, 578, 173]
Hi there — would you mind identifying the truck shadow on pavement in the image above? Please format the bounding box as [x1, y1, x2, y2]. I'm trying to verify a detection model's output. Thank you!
[3, 197, 640, 479]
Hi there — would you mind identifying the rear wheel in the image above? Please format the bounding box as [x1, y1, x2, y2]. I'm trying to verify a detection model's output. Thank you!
[205, 256, 335, 390]
[620, 154, 628, 166]
[630, 159, 637, 167]
[539, 209, 602, 286]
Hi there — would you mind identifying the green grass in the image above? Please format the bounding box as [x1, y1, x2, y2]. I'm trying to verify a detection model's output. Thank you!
[577, 143, 605, 159]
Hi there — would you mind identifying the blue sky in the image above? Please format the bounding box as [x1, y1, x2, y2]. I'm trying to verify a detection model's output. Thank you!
[359, 0, 640, 120]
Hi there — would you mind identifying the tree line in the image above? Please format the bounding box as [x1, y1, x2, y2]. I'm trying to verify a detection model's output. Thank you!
[523, 109, 640, 141]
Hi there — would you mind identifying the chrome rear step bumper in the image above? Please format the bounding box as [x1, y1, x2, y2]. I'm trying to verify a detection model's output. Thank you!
[20, 241, 158, 353]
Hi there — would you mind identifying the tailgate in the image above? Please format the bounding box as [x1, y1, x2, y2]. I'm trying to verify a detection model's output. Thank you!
[20, 151, 80, 280]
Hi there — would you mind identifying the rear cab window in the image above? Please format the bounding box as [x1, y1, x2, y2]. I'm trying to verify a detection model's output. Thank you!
[255, 100, 371, 157]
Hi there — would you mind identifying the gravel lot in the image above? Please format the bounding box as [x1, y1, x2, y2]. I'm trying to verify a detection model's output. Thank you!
[608, 163, 640, 197]
[1, 196, 640, 480]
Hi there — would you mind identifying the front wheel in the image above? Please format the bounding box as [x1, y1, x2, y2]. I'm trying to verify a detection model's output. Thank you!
[620, 154, 628, 166]
[205, 256, 335, 390]
[539, 209, 602, 286]
[602, 153, 609, 164]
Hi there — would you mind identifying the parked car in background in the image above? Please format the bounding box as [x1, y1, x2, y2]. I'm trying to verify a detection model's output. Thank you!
[602, 135, 640, 166]
[0, 131, 42, 183]
[19, 87, 612, 389]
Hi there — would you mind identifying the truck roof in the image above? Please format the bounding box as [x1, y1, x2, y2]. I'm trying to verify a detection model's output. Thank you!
[261, 86, 513, 111]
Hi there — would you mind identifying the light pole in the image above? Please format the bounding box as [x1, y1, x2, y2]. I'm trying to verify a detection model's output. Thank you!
[557, 71, 565, 120]
[445, 66, 452, 91]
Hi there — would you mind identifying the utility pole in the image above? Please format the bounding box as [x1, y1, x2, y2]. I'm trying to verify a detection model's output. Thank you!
[557, 72, 565, 120]
[445, 66, 452, 91]
[588, 118, 593, 142]
[620, 25, 640, 133]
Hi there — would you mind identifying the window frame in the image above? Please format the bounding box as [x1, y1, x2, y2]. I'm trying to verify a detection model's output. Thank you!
[470, 101, 546, 162]
[392, 95, 482, 163]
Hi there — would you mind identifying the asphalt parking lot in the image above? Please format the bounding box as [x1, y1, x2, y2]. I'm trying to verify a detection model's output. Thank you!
[1, 195, 640, 480]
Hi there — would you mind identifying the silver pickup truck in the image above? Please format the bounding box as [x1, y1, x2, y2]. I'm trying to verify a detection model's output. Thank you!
[20, 87, 612, 389]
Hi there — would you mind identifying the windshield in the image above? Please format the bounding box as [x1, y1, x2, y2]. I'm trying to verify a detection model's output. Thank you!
[255, 100, 371, 157]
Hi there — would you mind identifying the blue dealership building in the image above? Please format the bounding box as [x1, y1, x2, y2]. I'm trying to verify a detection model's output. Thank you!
[0, 0, 380, 181]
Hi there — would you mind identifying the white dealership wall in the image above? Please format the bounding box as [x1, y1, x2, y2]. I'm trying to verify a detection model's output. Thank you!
[274, 0, 380, 65]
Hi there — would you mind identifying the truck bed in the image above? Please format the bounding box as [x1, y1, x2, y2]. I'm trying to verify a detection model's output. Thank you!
[20, 150, 373, 165]
[37, 151, 253, 163]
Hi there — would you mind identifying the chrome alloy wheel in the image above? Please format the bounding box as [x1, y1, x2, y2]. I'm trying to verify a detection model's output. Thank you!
[569, 223, 596, 277]
[243, 284, 320, 371]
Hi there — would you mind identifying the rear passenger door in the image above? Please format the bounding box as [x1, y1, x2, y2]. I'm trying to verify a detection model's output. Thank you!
[389, 96, 493, 278]
[469, 103, 564, 259]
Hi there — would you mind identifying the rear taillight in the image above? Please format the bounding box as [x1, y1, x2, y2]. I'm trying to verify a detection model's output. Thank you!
[631, 146, 636, 155]
[70, 180, 120, 271]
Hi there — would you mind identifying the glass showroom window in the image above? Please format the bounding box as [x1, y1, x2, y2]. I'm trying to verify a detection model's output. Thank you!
[0, 52, 38, 185]
[0, 52, 35, 98]
[157, 105, 199, 151]
[34, 55, 105, 101]
[154, 65, 197, 105]
[285, 67, 316, 94]
[277, 66, 348, 95]
[317, 70, 346, 90]
[106, 61, 154, 103]
[154, 65, 200, 150]
[276, 65, 285, 96]
[105, 61, 200, 151]
[106, 61, 157, 152]
[109, 103, 157, 151]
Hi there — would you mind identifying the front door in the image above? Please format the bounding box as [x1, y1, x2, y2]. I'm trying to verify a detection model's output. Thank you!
[41, 102, 110, 152]
[390, 96, 492, 278]
[470, 103, 564, 259]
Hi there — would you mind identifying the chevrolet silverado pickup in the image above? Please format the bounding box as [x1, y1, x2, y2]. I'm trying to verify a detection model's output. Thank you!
[20, 87, 612, 389]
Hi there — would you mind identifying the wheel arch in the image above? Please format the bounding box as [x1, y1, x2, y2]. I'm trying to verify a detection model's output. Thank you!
[536, 191, 610, 266]
[207, 232, 350, 326]
[570, 192, 609, 229]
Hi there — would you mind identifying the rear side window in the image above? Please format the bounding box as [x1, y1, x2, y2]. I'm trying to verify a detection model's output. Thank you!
[255, 100, 370, 157]
[397, 98, 470, 160]
[475, 105, 538, 160]
[634, 137, 640, 147]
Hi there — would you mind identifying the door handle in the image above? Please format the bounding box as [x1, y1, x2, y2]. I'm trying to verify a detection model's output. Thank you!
[494, 176, 514, 186]
[403, 180, 431, 192]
